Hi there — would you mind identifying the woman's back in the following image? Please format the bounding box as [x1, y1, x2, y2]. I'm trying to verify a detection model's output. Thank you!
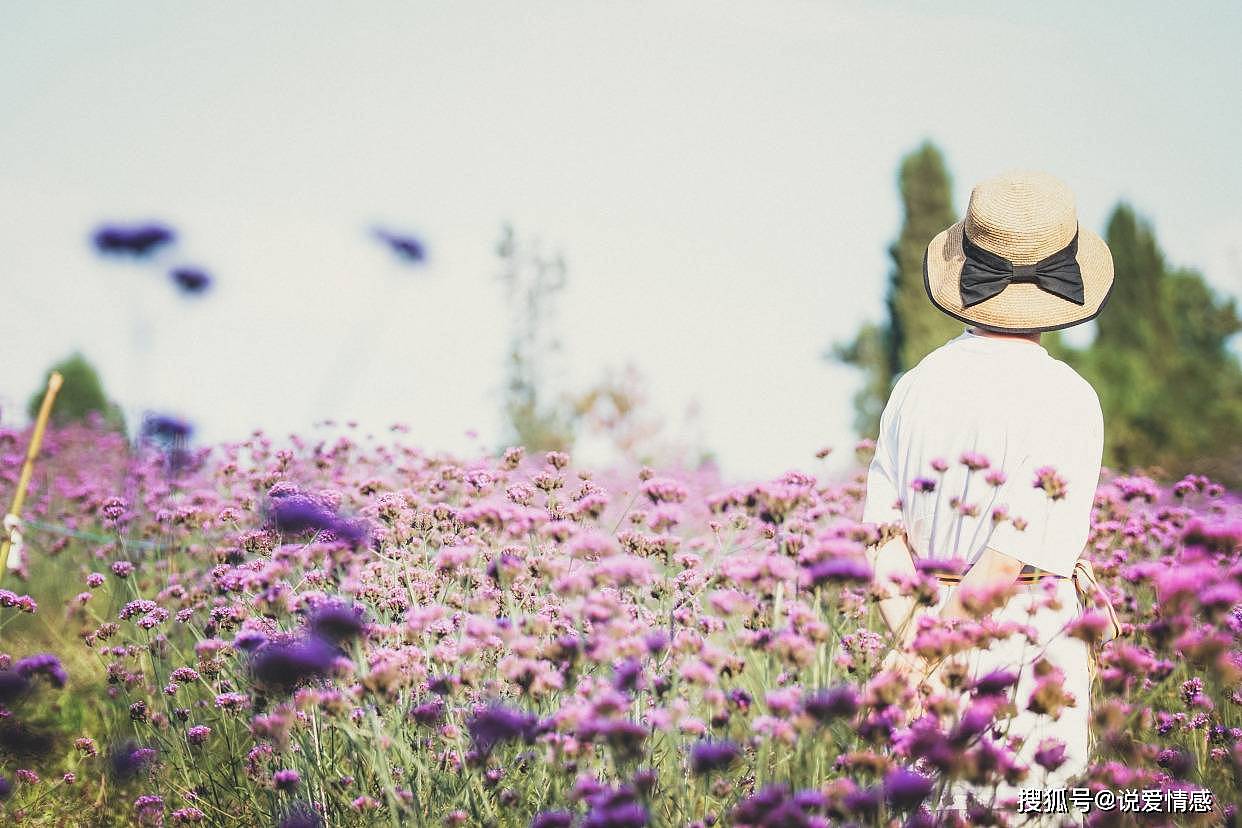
[863, 328, 1104, 576]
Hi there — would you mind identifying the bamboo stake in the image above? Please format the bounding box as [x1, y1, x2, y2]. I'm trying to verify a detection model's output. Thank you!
[0, 371, 63, 584]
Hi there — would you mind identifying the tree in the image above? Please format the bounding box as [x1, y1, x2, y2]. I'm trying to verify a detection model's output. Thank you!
[27, 353, 125, 432]
[834, 141, 964, 435]
[1065, 204, 1242, 484]
[495, 224, 575, 453]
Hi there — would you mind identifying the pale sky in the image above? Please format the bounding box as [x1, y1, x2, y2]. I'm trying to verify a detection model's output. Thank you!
[2, 1, 1240, 479]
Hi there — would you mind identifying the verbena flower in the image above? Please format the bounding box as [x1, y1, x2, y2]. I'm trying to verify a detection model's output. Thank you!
[14, 653, 68, 688]
[307, 602, 367, 644]
[249, 638, 336, 693]
[170, 267, 212, 295]
[689, 740, 740, 775]
[92, 222, 175, 256]
[467, 705, 538, 759]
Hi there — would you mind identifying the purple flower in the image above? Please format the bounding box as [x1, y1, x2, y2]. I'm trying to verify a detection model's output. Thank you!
[689, 740, 740, 775]
[612, 658, 643, 693]
[883, 767, 934, 810]
[410, 700, 445, 726]
[578, 718, 647, 761]
[278, 803, 323, 828]
[14, 653, 67, 688]
[467, 705, 538, 758]
[92, 222, 175, 256]
[970, 670, 1019, 697]
[842, 785, 882, 815]
[732, 784, 819, 826]
[805, 557, 872, 587]
[273, 769, 300, 791]
[142, 414, 193, 442]
[792, 789, 826, 812]
[135, 794, 164, 813]
[803, 685, 860, 722]
[1156, 748, 1193, 777]
[374, 228, 427, 263]
[959, 452, 990, 471]
[233, 630, 268, 652]
[1033, 466, 1068, 500]
[0, 776, 9, 800]
[268, 497, 367, 548]
[108, 740, 157, 780]
[643, 630, 669, 654]
[0, 671, 30, 703]
[531, 813, 575, 828]
[249, 638, 336, 693]
[308, 602, 367, 644]
[910, 477, 937, 493]
[1033, 738, 1067, 771]
[584, 786, 647, 828]
[170, 267, 212, 295]
[186, 725, 211, 746]
[269, 497, 337, 535]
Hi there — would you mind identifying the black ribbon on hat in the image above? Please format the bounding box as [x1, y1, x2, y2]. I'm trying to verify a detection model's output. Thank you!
[959, 224, 1086, 308]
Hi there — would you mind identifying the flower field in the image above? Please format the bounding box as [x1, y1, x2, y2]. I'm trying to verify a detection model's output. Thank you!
[0, 417, 1239, 827]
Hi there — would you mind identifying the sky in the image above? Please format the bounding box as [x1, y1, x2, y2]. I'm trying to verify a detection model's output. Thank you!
[2, 1, 1240, 480]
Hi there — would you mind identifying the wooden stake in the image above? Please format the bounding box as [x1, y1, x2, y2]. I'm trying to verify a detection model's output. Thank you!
[0, 371, 63, 583]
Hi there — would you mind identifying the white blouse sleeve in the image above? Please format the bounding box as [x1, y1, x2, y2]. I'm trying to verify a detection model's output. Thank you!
[861, 396, 904, 528]
[985, 382, 1104, 577]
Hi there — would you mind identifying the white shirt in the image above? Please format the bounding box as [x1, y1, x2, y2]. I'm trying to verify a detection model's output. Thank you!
[861, 328, 1104, 577]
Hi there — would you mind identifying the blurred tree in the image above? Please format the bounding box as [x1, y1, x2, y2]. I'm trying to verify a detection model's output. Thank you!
[496, 224, 575, 453]
[27, 353, 126, 432]
[1061, 204, 1242, 484]
[833, 142, 965, 435]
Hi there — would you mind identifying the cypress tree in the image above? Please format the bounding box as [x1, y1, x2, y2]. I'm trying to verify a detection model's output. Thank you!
[834, 141, 963, 435]
[1070, 204, 1242, 483]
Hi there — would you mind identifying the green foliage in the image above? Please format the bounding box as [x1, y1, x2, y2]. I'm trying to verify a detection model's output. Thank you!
[834, 142, 963, 435]
[1062, 204, 1242, 485]
[27, 353, 125, 433]
[836, 153, 1242, 486]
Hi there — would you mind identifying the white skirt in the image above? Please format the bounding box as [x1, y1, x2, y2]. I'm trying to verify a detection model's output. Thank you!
[929, 576, 1091, 821]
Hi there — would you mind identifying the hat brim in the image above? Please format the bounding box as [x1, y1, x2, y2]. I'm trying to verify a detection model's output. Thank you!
[923, 221, 1115, 334]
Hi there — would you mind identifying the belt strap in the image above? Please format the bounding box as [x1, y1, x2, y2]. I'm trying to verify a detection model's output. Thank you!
[934, 563, 1062, 585]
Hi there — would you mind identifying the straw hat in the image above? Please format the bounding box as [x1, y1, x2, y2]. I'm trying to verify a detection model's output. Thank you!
[923, 171, 1114, 333]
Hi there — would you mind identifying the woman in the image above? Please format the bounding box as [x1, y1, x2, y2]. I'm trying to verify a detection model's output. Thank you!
[861, 171, 1113, 818]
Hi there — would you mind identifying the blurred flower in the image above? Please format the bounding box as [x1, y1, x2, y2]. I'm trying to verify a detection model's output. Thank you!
[142, 414, 193, 443]
[170, 267, 212, 295]
[689, 740, 740, 775]
[108, 740, 157, 781]
[805, 557, 872, 587]
[373, 228, 427, 263]
[274, 769, 301, 791]
[14, 653, 67, 688]
[883, 767, 934, 810]
[92, 222, 175, 256]
[278, 803, 323, 828]
[467, 705, 538, 759]
[1033, 466, 1068, 500]
[583, 785, 647, 828]
[803, 685, 860, 723]
[250, 638, 336, 693]
[1033, 738, 1067, 771]
[0, 670, 30, 703]
[307, 602, 367, 644]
